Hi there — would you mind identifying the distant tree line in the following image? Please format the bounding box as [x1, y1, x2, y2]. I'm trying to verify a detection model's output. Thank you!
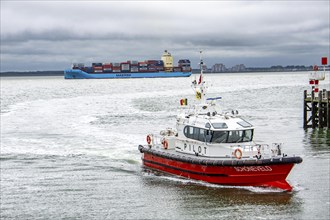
[192, 64, 330, 73]
[0, 71, 63, 77]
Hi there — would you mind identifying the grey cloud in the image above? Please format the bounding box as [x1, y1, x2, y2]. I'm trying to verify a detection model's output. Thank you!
[1, 1, 329, 71]
[1, 28, 159, 43]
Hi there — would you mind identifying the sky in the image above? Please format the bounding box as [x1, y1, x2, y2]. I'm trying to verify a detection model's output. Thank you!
[1, 0, 329, 71]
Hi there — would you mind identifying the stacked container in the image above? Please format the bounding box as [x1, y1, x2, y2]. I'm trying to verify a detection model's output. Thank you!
[130, 61, 139, 72]
[72, 63, 84, 69]
[103, 63, 113, 73]
[85, 67, 94, 73]
[178, 59, 191, 72]
[112, 63, 121, 73]
[173, 67, 182, 72]
[92, 63, 103, 73]
[146, 60, 164, 72]
[120, 62, 130, 73]
[138, 62, 148, 72]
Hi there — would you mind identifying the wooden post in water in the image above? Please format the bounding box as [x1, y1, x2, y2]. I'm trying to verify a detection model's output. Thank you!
[318, 91, 323, 128]
[303, 90, 308, 129]
[311, 91, 316, 129]
[327, 91, 330, 128]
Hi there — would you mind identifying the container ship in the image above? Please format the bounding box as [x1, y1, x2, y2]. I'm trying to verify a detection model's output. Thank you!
[64, 50, 192, 79]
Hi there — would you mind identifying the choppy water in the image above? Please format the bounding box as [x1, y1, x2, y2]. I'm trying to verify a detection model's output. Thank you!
[1, 72, 329, 219]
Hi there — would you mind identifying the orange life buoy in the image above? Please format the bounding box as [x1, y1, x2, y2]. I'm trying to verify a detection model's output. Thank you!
[162, 140, 168, 149]
[234, 148, 243, 159]
[146, 135, 152, 145]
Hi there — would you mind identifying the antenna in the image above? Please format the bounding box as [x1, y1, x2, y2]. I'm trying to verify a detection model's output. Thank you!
[191, 50, 207, 103]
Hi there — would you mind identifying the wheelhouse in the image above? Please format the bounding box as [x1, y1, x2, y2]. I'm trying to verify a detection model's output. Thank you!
[183, 125, 254, 143]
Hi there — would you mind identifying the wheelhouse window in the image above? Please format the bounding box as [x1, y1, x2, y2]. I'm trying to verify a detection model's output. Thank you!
[193, 127, 200, 140]
[211, 131, 227, 143]
[212, 123, 228, 129]
[211, 129, 253, 143]
[184, 125, 253, 143]
[227, 130, 244, 143]
[237, 120, 253, 128]
[243, 129, 253, 142]
[184, 126, 194, 139]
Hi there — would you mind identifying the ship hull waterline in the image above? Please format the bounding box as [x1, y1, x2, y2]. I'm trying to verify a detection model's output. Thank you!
[64, 69, 192, 79]
[139, 146, 302, 191]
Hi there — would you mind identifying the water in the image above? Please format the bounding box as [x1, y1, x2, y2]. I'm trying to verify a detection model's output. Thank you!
[1, 72, 329, 219]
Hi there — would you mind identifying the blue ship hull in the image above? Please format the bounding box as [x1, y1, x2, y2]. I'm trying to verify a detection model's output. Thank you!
[64, 69, 192, 79]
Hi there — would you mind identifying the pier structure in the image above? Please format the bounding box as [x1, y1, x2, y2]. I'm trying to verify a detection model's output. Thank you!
[303, 56, 329, 129]
[303, 90, 330, 129]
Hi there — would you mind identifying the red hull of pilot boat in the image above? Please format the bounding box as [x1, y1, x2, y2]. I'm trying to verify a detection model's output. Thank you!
[142, 152, 296, 191]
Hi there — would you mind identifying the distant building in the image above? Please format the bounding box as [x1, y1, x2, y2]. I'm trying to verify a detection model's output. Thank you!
[230, 64, 246, 72]
[212, 63, 226, 72]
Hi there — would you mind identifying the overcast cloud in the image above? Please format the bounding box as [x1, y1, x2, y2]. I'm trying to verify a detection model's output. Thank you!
[1, 1, 329, 71]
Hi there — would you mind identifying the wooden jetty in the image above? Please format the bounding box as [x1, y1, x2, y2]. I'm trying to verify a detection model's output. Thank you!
[303, 89, 330, 129]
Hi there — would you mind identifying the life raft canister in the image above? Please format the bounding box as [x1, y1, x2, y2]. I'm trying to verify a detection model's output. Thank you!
[162, 139, 168, 149]
[146, 135, 152, 145]
[234, 148, 243, 159]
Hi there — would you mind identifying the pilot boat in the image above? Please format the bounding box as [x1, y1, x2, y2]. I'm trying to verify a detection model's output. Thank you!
[138, 52, 302, 191]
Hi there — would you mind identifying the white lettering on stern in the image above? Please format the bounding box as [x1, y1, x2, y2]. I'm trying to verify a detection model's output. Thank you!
[234, 166, 272, 172]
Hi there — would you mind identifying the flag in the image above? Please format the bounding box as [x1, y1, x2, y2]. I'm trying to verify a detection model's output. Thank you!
[180, 98, 188, 105]
[322, 57, 328, 65]
[196, 91, 201, 100]
[198, 74, 202, 84]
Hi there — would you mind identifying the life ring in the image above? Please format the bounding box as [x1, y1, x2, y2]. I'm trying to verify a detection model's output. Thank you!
[234, 148, 242, 159]
[313, 65, 319, 71]
[162, 139, 168, 149]
[146, 135, 152, 145]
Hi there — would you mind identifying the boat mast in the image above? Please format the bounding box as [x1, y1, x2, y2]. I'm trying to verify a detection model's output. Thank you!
[199, 50, 204, 83]
[192, 51, 207, 104]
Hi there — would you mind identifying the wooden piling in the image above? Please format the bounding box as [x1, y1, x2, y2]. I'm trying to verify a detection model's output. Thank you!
[303, 90, 308, 129]
[318, 91, 323, 128]
[311, 91, 316, 128]
[327, 91, 330, 128]
[304, 89, 330, 129]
